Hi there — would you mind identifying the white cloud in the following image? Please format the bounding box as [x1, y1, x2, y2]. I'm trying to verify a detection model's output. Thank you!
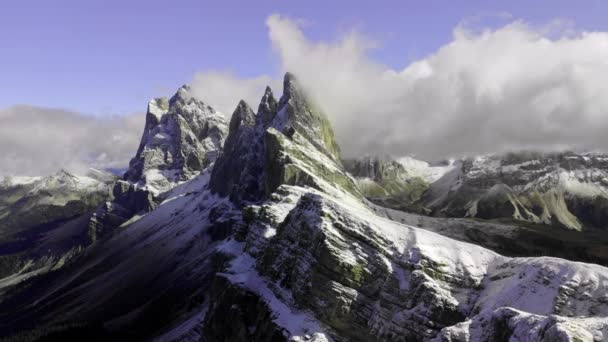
[0, 105, 142, 176]
[191, 14, 608, 160]
[191, 71, 279, 116]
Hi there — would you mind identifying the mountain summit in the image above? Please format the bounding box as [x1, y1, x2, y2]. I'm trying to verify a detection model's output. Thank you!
[124, 85, 228, 194]
[210, 72, 355, 204]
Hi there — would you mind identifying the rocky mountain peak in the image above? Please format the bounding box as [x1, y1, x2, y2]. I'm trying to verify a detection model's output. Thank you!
[123, 85, 228, 194]
[345, 155, 403, 181]
[280, 72, 299, 101]
[38, 169, 81, 188]
[146, 97, 169, 123]
[274, 72, 342, 161]
[168, 84, 198, 108]
[257, 86, 278, 126]
[54, 168, 75, 178]
[229, 100, 256, 134]
[210, 72, 359, 204]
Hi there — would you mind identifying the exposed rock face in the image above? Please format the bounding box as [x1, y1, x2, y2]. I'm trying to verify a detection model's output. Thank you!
[89, 85, 228, 242]
[423, 152, 608, 230]
[224, 176, 608, 341]
[210, 73, 357, 205]
[124, 85, 227, 194]
[210, 99, 266, 203]
[0, 169, 114, 281]
[202, 276, 290, 342]
[345, 155, 430, 211]
[354, 151, 608, 231]
[345, 155, 406, 181]
[0, 169, 113, 237]
[202, 76, 608, 341]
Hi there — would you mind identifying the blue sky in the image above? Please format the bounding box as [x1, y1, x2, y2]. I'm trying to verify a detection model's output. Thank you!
[2, 0, 607, 115]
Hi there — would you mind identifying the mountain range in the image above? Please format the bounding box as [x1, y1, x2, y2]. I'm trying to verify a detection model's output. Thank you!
[0, 73, 607, 341]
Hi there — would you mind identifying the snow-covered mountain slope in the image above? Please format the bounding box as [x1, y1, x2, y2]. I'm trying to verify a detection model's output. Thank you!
[0, 169, 114, 236]
[397, 156, 457, 183]
[0, 84, 227, 303]
[89, 85, 228, 243]
[1, 74, 607, 342]
[350, 152, 608, 232]
[210, 72, 356, 205]
[0, 169, 116, 283]
[422, 152, 608, 231]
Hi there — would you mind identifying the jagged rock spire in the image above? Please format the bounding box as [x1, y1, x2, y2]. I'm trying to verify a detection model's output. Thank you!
[257, 86, 278, 126]
[211, 99, 264, 203]
[123, 85, 228, 194]
[90, 86, 229, 241]
[281, 72, 299, 100]
[210, 72, 359, 204]
[274, 72, 342, 161]
[229, 100, 256, 134]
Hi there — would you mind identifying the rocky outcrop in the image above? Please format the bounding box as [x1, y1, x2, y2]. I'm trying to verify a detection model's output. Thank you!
[345, 155, 430, 212]
[0, 169, 113, 237]
[124, 85, 227, 194]
[219, 181, 608, 341]
[202, 276, 290, 342]
[89, 85, 228, 242]
[422, 152, 608, 231]
[210, 99, 266, 203]
[0, 169, 115, 285]
[210, 73, 359, 205]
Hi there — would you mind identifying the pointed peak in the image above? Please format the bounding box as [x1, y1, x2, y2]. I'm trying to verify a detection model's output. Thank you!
[261, 85, 276, 102]
[264, 85, 274, 96]
[169, 84, 198, 108]
[257, 85, 278, 125]
[147, 97, 169, 119]
[236, 99, 251, 109]
[229, 100, 256, 133]
[51, 169, 76, 180]
[282, 72, 300, 97]
[177, 84, 192, 94]
[284, 72, 296, 83]
[56, 168, 73, 176]
[280, 72, 311, 109]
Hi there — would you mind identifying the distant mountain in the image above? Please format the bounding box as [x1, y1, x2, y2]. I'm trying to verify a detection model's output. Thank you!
[423, 152, 608, 230]
[348, 152, 608, 230]
[0, 169, 115, 281]
[0, 74, 606, 342]
[344, 155, 456, 213]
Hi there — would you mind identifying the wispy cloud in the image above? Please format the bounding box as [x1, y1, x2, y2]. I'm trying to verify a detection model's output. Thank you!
[0, 105, 142, 176]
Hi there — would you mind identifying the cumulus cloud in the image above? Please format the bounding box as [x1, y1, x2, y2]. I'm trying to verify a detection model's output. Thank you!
[0, 105, 143, 176]
[191, 71, 280, 115]
[192, 14, 608, 160]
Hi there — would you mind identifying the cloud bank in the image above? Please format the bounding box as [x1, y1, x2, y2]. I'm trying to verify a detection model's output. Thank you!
[5, 14, 608, 176]
[193, 15, 608, 160]
[0, 105, 142, 176]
